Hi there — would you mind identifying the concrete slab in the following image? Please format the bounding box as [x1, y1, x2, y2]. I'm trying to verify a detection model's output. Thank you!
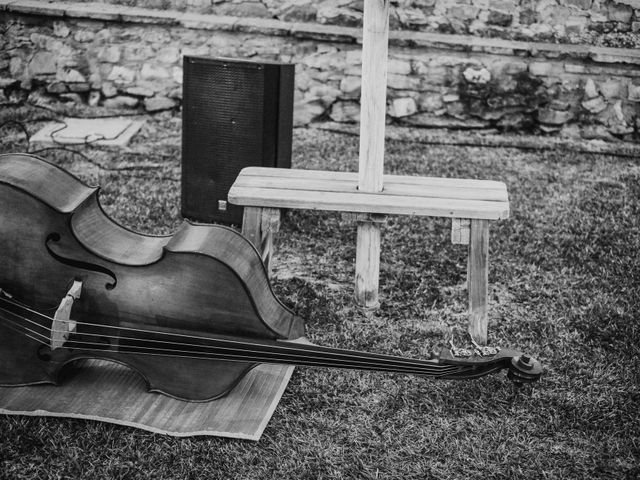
[31, 117, 145, 147]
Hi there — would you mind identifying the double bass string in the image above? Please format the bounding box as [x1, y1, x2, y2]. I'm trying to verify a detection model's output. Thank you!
[0, 298, 470, 377]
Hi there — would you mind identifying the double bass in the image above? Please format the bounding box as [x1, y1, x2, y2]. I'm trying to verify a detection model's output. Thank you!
[0, 153, 541, 402]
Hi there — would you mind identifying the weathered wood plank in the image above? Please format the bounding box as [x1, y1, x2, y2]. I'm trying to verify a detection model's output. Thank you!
[0, 359, 294, 440]
[355, 214, 382, 308]
[237, 167, 508, 191]
[468, 219, 489, 345]
[241, 207, 263, 253]
[451, 218, 471, 245]
[230, 187, 509, 219]
[233, 175, 508, 202]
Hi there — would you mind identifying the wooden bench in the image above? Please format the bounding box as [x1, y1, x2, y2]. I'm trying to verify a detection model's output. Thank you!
[228, 167, 509, 343]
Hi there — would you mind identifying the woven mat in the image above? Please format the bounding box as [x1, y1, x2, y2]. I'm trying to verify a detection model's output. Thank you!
[0, 359, 293, 441]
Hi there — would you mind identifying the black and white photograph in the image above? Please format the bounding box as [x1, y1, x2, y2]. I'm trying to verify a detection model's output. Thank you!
[0, 0, 638, 478]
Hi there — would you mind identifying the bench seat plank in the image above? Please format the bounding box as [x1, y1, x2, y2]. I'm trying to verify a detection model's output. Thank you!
[229, 167, 509, 220]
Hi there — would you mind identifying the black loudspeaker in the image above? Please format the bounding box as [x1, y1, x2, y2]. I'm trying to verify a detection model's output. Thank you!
[181, 56, 294, 225]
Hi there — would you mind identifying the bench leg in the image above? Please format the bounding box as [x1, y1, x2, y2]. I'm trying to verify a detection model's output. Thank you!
[241, 207, 280, 278]
[468, 219, 489, 345]
[355, 220, 381, 308]
[242, 207, 262, 251]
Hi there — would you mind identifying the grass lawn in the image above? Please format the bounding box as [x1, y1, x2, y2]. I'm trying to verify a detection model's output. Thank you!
[0, 106, 639, 479]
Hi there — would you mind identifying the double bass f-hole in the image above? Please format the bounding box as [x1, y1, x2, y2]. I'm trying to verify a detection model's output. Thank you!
[45, 232, 118, 290]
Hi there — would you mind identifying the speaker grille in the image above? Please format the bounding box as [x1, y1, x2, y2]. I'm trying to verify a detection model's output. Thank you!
[182, 57, 294, 225]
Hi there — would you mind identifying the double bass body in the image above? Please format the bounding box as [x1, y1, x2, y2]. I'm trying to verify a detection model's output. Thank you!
[0, 153, 304, 401]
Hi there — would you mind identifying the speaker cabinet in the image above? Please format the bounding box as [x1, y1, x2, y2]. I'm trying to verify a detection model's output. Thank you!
[181, 56, 294, 225]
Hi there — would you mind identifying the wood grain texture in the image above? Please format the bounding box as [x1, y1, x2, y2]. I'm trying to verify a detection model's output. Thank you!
[0, 360, 294, 440]
[0, 153, 304, 401]
[358, 0, 389, 193]
[451, 218, 471, 245]
[229, 168, 509, 220]
[260, 208, 281, 278]
[355, 221, 381, 308]
[468, 219, 489, 345]
[233, 167, 508, 190]
[241, 207, 262, 253]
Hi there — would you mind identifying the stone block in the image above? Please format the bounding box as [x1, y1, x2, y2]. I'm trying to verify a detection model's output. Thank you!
[74, 30, 96, 42]
[418, 93, 444, 112]
[448, 5, 480, 20]
[294, 99, 325, 126]
[168, 87, 182, 100]
[104, 95, 139, 109]
[628, 84, 640, 101]
[463, 66, 491, 84]
[446, 101, 467, 119]
[503, 60, 528, 74]
[584, 78, 598, 98]
[387, 73, 422, 90]
[181, 46, 211, 58]
[600, 80, 624, 99]
[388, 97, 417, 118]
[141, 63, 171, 80]
[46, 82, 67, 94]
[565, 0, 592, 8]
[126, 86, 155, 97]
[329, 101, 360, 123]
[101, 82, 118, 98]
[486, 10, 513, 26]
[608, 3, 633, 23]
[317, 6, 362, 27]
[144, 96, 177, 112]
[98, 46, 122, 64]
[339, 75, 361, 98]
[388, 58, 412, 75]
[28, 51, 57, 75]
[396, 8, 429, 27]
[68, 83, 90, 93]
[107, 66, 136, 85]
[157, 47, 180, 64]
[88, 91, 101, 107]
[565, 17, 588, 34]
[172, 66, 183, 85]
[307, 84, 341, 107]
[529, 62, 554, 76]
[497, 112, 533, 129]
[53, 22, 70, 38]
[123, 45, 155, 62]
[582, 96, 607, 113]
[415, 65, 449, 85]
[302, 50, 345, 71]
[0, 78, 19, 91]
[278, 3, 318, 23]
[57, 68, 86, 83]
[538, 108, 574, 125]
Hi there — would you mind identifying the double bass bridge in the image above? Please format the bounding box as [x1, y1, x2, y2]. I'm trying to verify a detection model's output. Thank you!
[50, 280, 82, 350]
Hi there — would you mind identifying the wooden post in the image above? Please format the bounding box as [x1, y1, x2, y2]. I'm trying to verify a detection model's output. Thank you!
[468, 219, 489, 344]
[241, 207, 262, 252]
[241, 207, 280, 278]
[355, 0, 390, 308]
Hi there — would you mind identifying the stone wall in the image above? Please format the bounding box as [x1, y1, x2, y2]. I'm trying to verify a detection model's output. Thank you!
[61, 0, 640, 47]
[1, 1, 640, 144]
